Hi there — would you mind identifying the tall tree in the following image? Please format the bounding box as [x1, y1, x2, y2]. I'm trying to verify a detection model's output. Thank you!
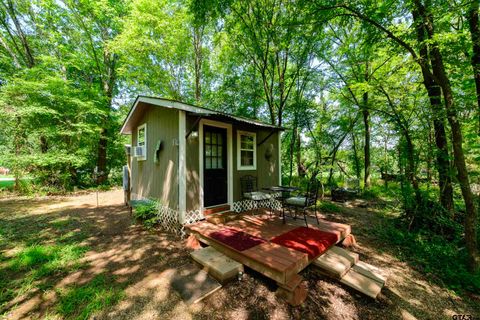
[313, 0, 479, 271]
[467, 0, 480, 135]
[62, 0, 127, 184]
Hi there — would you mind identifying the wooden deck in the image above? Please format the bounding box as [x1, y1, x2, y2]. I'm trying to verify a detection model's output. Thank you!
[185, 210, 351, 286]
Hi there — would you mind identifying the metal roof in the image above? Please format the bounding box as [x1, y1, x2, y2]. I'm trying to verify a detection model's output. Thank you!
[120, 95, 284, 134]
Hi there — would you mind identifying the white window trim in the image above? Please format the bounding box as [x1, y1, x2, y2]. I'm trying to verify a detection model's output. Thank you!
[137, 123, 147, 161]
[237, 130, 256, 171]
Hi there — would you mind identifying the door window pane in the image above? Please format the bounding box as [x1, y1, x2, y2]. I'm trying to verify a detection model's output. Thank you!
[205, 129, 224, 170]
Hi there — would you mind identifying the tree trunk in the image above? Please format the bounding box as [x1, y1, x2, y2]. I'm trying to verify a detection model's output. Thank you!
[351, 131, 361, 182]
[363, 60, 371, 189]
[412, 5, 454, 212]
[428, 87, 454, 212]
[383, 131, 389, 188]
[296, 133, 303, 177]
[96, 127, 108, 184]
[404, 130, 421, 200]
[40, 136, 48, 153]
[289, 125, 297, 185]
[193, 25, 203, 103]
[426, 125, 433, 182]
[467, 1, 480, 135]
[95, 52, 117, 185]
[416, 0, 479, 272]
[4, 0, 35, 68]
[362, 96, 371, 189]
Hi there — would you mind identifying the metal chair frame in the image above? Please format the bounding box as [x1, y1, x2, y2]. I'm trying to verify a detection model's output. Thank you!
[240, 175, 272, 215]
[282, 176, 320, 227]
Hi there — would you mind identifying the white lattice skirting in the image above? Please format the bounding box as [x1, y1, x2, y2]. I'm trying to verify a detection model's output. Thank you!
[131, 195, 280, 238]
[156, 203, 181, 235]
[155, 204, 206, 237]
[232, 198, 282, 213]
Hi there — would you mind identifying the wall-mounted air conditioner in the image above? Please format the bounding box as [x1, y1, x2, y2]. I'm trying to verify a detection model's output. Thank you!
[134, 145, 145, 158]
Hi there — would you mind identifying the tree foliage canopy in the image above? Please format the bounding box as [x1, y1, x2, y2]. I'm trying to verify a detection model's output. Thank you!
[0, 0, 479, 275]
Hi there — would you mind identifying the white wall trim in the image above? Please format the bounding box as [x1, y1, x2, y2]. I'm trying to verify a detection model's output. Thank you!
[178, 111, 186, 223]
[237, 130, 257, 171]
[199, 119, 233, 212]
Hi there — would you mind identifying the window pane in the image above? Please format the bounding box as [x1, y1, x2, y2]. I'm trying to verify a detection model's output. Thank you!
[206, 157, 212, 169]
[212, 133, 217, 144]
[217, 134, 222, 145]
[212, 145, 217, 156]
[138, 128, 145, 146]
[217, 157, 223, 169]
[241, 135, 254, 150]
[218, 146, 222, 157]
[241, 150, 254, 166]
[206, 145, 211, 156]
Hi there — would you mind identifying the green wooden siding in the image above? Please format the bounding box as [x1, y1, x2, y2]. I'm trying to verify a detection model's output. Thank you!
[186, 115, 201, 211]
[184, 115, 280, 211]
[232, 125, 280, 202]
[131, 104, 179, 209]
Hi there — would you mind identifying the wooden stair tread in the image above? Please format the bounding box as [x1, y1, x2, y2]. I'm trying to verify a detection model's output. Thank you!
[352, 261, 387, 286]
[340, 268, 384, 299]
[313, 246, 359, 278]
[191, 246, 243, 283]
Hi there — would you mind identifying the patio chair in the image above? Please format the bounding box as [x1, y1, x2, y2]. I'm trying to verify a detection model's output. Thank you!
[240, 175, 272, 215]
[282, 176, 320, 227]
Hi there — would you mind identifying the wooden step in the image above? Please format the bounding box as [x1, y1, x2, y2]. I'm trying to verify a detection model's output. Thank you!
[352, 261, 387, 286]
[340, 267, 384, 299]
[203, 205, 231, 216]
[205, 211, 240, 225]
[171, 264, 222, 305]
[191, 246, 244, 283]
[313, 246, 359, 278]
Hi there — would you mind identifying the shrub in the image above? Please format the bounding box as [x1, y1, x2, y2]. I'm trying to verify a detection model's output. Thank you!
[133, 200, 158, 228]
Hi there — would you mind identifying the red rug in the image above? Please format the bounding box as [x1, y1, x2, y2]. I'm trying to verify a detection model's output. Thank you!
[270, 227, 338, 259]
[210, 227, 266, 251]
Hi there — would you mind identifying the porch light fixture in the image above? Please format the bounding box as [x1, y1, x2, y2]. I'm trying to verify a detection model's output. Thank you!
[154, 140, 164, 164]
[188, 130, 199, 139]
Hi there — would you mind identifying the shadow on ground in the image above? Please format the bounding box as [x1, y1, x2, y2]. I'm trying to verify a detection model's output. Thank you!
[0, 190, 478, 319]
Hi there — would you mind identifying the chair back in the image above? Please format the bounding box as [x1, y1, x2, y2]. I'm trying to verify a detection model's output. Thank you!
[240, 175, 257, 194]
[304, 176, 320, 207]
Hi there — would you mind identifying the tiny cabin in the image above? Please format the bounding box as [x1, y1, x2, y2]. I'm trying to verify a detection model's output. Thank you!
[120, 96, 283, 223]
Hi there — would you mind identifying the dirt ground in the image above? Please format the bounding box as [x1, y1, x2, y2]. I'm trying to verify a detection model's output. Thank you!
[0, 189, 479, 320]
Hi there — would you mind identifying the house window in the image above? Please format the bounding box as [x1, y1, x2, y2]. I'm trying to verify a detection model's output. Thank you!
[136, 123, 147, 160]
[237, 131, 256, 170]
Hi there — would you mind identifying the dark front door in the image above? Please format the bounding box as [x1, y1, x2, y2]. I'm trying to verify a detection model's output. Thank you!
[204, 125, 228, 207]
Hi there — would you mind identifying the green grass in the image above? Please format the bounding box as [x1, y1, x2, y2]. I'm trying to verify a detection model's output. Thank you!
[374, 220, 480, 292]
[9, 243, 87, 276]
[0, 209, 95, 317]
[317, 201, 341, 213]
[0, 179, 14, 189]
[56, 274, 124, 320]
